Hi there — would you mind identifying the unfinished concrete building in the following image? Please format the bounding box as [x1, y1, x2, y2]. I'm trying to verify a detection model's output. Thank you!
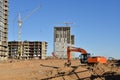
[0, 0, 8, 60]
[54, 27, 75, 58]
[8, 41, 47, 59]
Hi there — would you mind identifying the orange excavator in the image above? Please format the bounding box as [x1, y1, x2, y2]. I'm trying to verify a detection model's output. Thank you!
[65, 46, 107, 66]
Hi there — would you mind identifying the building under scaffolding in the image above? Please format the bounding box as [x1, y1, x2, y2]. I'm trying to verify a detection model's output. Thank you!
[8, 41, 47, 59]
[54, 27, 75, 59]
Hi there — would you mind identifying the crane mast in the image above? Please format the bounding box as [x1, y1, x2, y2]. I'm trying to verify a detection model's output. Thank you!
[18, 13, 22, 42]
[18, 13, 22, 58]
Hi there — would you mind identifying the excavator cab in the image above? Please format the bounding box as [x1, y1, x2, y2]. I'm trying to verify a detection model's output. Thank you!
[79, 53, 91, 63]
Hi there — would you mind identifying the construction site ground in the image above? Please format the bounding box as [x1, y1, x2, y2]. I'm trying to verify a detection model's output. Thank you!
[0, 59, 120, 80]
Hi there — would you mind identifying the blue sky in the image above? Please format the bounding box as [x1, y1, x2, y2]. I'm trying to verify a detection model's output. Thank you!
[8, 0, 120, 59]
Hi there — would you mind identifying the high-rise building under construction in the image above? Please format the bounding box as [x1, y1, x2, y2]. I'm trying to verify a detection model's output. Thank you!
[0, 0, 8, 60]
[54, 27, 75, 58]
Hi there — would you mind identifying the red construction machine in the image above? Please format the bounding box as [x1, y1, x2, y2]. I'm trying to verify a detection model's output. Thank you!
[65, 46, 107, 66]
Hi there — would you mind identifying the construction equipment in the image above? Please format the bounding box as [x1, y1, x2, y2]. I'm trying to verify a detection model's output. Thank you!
[65, 46, 107, 66]
[64, 22, 74, 27]
[17, 5, 40, 58]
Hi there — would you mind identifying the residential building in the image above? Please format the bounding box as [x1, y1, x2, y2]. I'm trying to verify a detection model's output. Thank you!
[0, 0, 8, 60]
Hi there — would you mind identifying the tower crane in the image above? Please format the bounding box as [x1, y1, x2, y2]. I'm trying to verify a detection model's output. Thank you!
[64, 22, 74, 27]
[17, 5, 40, 59]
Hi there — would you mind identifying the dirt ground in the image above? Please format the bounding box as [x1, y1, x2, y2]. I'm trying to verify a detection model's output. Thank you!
[0, 59, 120, 80]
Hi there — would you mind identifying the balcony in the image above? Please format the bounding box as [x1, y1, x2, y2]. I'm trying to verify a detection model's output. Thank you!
[4, 7, 8, 10]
